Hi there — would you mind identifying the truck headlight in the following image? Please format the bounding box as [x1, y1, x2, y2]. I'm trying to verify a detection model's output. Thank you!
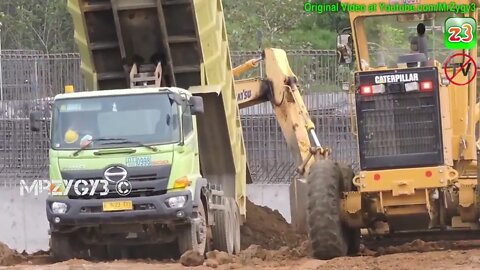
[51, 202, 68, 214]
[165, 196, 187, 208]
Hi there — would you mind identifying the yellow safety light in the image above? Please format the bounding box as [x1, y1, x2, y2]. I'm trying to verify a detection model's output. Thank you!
[173, 177, 191, 189]
[64, 129, 79, 144]
[64, 85, 74, 93]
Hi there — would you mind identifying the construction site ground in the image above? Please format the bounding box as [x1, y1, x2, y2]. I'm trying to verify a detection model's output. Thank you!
[2, 200, 480, 270]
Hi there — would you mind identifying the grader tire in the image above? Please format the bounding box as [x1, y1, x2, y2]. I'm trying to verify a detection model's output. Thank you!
[337, 163, 355, 192]
[337, 162, 361, 255]
[307, 159, 351, 260]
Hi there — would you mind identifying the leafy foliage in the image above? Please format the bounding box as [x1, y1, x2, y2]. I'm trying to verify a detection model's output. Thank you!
[0, 0, 348, 52]
[223, 0, 347, 50]
[0, 0, 74, 53]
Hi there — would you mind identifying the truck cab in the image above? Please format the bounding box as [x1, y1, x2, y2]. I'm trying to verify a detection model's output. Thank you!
[30, 87, 209, 260]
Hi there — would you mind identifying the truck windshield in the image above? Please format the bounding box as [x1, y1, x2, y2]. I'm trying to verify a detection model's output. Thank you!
[357, 12, 465, 69]
[51, 93, 180, 150]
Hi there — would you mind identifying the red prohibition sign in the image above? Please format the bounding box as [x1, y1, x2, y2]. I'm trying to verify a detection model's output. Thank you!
[443, 53, 477, 86]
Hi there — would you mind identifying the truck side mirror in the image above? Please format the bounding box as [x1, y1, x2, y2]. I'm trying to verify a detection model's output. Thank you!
[29, 111, 42, 132]
[189, 96, 204, 115]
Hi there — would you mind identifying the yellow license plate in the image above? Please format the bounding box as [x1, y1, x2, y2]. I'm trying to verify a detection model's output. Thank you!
[102, 201, 133, 212]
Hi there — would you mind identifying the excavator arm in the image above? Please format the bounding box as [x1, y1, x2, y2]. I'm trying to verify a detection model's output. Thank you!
[233, 48, 328, 232]
[234, 48, 328, 176]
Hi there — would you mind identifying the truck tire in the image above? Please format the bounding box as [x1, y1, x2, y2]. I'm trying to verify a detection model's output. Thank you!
[212, 197, 234, 254]
[178, 200, 207, 255]
[106, 245, 127, 259]
[306, 159, 352, 260]
[88, 245, 108, 260]
[50, 232, 82, 262]
[228, 197, 241, 254]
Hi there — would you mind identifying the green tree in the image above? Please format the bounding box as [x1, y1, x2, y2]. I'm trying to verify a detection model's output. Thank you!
[223, 0, 347, 50]
[0, 0, 74, 53]
[0, 0, 350, 52]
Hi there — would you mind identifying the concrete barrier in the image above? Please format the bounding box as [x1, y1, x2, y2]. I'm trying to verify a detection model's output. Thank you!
[0, 187, 49, 253]
[0, 184, 291, 253]
[246, 184, 291, 223]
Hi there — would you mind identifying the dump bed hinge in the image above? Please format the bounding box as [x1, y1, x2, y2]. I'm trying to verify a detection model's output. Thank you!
[129, 62, 162, 88]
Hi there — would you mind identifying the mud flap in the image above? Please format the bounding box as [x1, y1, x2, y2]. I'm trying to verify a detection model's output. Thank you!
[289, 178, 308, 233]
[193, 178, 208, 208]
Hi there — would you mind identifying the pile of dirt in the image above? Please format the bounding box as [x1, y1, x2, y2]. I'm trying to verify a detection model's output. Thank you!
[179, 244, 311, 268]
[0, 242, 26, 266]
[357, 239, 464, 257]
[240, 199, 307, 250]
[376, 239, 442, 255]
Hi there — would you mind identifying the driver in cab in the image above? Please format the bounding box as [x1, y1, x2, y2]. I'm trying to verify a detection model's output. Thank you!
[63, 114, 97, 148]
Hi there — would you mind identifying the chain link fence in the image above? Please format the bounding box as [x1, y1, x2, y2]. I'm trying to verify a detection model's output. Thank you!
[0, 50, 357, 186]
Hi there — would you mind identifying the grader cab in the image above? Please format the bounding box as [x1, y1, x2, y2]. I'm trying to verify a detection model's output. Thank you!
[303, 0, 480, 260]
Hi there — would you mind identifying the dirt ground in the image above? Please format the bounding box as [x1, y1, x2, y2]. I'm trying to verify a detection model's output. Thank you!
[4, 200, 480, 270]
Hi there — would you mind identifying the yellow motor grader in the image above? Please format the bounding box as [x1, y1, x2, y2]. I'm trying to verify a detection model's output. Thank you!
[290, 0, 480, 260]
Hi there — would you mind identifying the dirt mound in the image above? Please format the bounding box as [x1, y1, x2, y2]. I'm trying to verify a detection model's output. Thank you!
[198, 244, 310, 269]
[0, 242, 26, 266]
[357, 239, 475, 257]
[240, 199, 307, 250]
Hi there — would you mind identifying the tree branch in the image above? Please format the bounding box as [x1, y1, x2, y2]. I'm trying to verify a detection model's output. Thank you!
[29, 22, 48, 53]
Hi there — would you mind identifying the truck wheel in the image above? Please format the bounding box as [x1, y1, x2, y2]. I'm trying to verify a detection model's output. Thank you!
[106, 245, 126, 259]
[178, 200, 207, 255]
[212, 197, 234, 254]
[88, 245, 108, 261]
[306, 159, 352, 260]
[228, 197, 241, 254]
[50, 232, 82, 262]
[348, 228, 361, 255]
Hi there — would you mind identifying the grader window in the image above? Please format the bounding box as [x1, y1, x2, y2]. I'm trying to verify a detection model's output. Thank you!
[357, 12, 464, 69]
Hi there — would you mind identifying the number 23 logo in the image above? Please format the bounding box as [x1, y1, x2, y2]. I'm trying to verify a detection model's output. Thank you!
[448, 23, 473, 43]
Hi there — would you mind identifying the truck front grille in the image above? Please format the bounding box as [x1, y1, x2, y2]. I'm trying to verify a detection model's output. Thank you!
[60, 165, 171, 199]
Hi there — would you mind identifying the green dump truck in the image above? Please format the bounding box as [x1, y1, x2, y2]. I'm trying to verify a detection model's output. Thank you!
[29, 0, 248, 261]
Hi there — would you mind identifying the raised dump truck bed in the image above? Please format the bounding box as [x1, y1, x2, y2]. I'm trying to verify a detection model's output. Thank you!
[67, 0, 249, 217]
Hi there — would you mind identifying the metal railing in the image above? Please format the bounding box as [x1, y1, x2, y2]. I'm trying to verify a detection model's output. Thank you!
[0, 50, 356, 186]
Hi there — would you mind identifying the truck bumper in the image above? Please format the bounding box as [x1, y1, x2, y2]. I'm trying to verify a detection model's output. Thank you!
[46, 190, 193, 227]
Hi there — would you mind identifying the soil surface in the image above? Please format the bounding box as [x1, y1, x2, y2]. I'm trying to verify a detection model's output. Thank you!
[4, 200, 480, 269]
[240, 199, 307, 250]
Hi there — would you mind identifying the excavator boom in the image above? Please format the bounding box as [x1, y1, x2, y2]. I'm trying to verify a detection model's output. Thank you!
[233, 48, 328, 232]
